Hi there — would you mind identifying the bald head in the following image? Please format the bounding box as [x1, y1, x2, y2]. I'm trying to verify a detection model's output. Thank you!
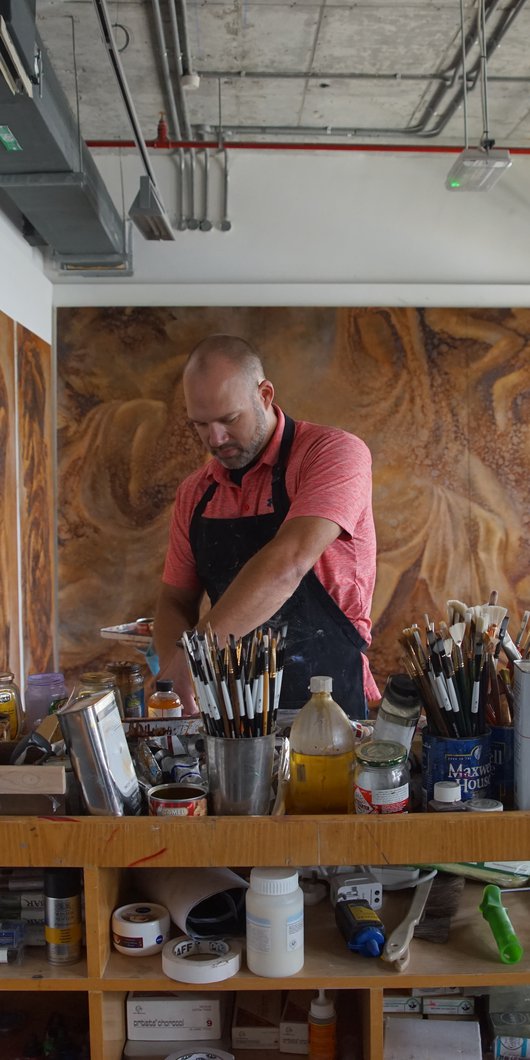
[183, 335, 277, 469]
[184, 335, 265, 390]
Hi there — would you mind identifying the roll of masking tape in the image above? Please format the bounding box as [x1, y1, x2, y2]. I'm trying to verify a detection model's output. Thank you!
[161, 935, 242, 984]
[111, 902, 170, 956]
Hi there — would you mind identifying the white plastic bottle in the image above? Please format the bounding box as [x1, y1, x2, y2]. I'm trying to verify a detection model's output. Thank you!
[245, 866, 304, 977]
[309, 990, 337, 1060]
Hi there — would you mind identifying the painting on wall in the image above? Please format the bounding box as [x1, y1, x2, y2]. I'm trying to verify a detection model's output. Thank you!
[17, 325, 55, 676]
[56, 306, 530, 692]
[0, 310, 19, 677]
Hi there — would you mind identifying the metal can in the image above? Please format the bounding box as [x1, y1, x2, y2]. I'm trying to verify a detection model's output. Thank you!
[354, 740, 410, 814]
[147, 783, 208, 817]
[106, 661, 145, 719]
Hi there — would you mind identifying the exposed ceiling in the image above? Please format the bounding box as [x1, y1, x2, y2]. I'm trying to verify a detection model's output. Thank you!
[35, 0, 530, 150]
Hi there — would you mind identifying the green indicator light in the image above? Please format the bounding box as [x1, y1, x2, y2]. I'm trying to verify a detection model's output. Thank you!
[450, 179, 461, 188]
[0, 125, 22, 152]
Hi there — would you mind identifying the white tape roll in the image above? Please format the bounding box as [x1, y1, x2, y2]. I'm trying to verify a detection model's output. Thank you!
[111, 902, 170, 956]
[161, 934, 242, 984]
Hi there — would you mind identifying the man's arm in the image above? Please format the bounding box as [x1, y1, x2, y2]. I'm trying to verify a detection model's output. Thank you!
[199, 515, 341, 641]
[153, 583, 202, 714]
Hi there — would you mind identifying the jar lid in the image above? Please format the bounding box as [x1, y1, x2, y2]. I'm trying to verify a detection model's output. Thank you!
[466, 797, 503, 812]
[250, 867, 299, 896]
[80, 671, 115, 687]
[433, 780, 462, 803]
[309, 676, 332, 694]
[156, 679, 174, 692]
[355, 739, 407, 767]
[107, 661, 142, 674]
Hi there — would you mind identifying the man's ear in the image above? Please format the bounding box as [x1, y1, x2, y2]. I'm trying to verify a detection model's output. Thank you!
[258, 379, 275, 409]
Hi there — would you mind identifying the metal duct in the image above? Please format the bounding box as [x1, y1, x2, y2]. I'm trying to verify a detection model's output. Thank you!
[0, 0, 126, 267]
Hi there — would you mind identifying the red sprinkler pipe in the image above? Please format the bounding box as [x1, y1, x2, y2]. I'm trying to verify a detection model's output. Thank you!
[85, 138, 530, 154]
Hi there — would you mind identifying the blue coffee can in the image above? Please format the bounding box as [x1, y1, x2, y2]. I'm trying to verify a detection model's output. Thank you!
[422, 729, 492, 808]
[490, 725, 514, 809]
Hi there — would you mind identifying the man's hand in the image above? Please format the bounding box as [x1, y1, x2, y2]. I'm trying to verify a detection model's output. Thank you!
[157, 648, 199, 716]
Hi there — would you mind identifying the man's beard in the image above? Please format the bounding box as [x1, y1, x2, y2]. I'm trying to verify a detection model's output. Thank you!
[211, 402, 269, 469]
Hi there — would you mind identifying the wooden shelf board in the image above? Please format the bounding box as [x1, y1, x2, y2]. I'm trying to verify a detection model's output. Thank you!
[100, 881, 530, 991]
[1, 812, 530, 868]
[0, 949, 88, 988]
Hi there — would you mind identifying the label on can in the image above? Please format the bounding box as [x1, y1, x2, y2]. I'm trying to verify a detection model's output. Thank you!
[354, 783, 409, 814]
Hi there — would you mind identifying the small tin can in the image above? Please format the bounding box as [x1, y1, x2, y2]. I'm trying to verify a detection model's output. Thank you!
[147, 783, 208, 817]
[106, 661, 145, 719]
[0, 672, 24, 739]
[354, 740, 410, 814]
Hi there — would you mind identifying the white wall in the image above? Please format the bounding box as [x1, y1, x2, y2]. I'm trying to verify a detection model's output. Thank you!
[51, 148, 530, 308]
[0, 211, 52, 341]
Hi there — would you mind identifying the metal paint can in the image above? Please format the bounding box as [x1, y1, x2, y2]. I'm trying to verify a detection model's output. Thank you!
[490, 724, 514, 808]
[147, 783, 208, 817]
[421, 729, 492, 807]
[57, 689, 141, 816]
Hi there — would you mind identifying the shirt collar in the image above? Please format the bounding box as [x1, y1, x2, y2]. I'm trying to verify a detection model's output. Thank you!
[204, 405, 285, 483]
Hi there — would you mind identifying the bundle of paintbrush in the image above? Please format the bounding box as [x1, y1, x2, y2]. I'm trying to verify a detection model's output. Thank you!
[182, 624, 288, 738]
[399, 590, 529, 738]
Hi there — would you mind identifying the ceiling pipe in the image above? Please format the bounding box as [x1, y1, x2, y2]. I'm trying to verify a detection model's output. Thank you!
[85, 138, 530, 154]
[174, 0, 194, 79]
[150, 0, 182, 140]
[167, 0, 192, 140]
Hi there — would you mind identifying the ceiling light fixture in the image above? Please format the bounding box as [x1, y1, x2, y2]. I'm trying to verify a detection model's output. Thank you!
[129, 176, 175, 241]
[446, 0, 511, 192]
[92, 0, 175, 239]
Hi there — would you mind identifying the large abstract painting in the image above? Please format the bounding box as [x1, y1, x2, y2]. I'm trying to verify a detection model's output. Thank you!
[57, 306, 530, 692]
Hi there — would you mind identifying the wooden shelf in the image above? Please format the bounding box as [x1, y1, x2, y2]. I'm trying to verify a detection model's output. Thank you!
[1, 811, 530, 868]
[1, 812, 529, 1058]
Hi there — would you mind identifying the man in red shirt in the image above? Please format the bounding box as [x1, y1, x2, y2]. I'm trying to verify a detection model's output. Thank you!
[154, 334, 378, 717]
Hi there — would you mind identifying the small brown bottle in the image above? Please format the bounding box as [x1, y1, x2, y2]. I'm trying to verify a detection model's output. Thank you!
[147, 679, 182, 718]
[427, 780, 466, 812]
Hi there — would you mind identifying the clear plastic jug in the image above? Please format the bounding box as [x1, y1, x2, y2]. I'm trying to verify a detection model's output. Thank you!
[287, 676, 356, 814]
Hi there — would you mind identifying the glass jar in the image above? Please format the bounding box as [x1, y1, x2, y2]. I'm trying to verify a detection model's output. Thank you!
[372, 673, 421, 753]
[105, 661, 145, 719]
[76, 671, 124, 719]
[0, 672, 24, 739]
[354, 739, 410, 814]
[24, 673, 68, 731]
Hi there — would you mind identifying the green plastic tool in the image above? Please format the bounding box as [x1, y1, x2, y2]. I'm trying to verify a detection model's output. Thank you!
[479, 884, 523, 964]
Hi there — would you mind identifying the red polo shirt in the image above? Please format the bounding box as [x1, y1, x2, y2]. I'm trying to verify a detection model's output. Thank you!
[163, 407, 379, 700]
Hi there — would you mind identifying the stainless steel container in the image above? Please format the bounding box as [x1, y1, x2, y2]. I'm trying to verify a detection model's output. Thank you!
[58, 689, 141, 815]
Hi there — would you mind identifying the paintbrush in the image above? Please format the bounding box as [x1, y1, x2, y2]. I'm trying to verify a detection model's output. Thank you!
[382, 870, 466, 971]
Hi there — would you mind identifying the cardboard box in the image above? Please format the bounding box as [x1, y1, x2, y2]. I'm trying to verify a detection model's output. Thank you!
[422, 997, 475, 1016]
[126, 992, 225, 1041]
[232, 992, 282, 1050]
[494, 1037, 530, 1058]
[411, 987, 462, 996]
[383, 1017, 482, 1059]
[488, 988, 530, 1039]
[280, 991, 313, 1054]
[383, 996, 422, 1014]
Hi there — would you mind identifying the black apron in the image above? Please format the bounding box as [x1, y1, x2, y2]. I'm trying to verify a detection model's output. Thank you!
[189, 415, 367, 717]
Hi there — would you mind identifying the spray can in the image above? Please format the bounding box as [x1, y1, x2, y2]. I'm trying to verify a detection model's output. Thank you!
[44, 868, 82, 965]
[308, 990, 337, 1060]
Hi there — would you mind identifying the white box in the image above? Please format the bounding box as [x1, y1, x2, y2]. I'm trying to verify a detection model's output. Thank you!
[232, 992, 282, 1049]
[126, 991, 225, 1041]
[422, 997, 475, 1016]
[280, 991, 313, 1053]
[384, 1017, 482, 1059]
[494, 1037, 530, 1058]
[383, 996, 421, 1014]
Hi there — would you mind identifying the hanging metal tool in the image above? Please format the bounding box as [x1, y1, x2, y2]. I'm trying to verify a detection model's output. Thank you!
[199, 148, 212, 231]
[218, 147, 231, 232]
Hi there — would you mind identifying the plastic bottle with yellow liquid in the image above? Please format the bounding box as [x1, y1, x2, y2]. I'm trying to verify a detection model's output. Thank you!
[287, 676, 356, 814]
